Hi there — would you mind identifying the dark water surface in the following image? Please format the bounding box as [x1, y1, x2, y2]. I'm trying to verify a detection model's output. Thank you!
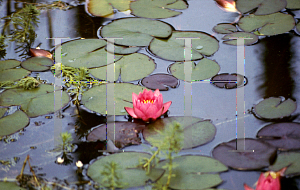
[0, 0, 300, 189]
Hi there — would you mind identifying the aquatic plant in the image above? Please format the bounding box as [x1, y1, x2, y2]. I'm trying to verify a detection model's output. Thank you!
[52, 132, 74, 153]
[0, 77, 40, 90]
[100, 161, 128, 190]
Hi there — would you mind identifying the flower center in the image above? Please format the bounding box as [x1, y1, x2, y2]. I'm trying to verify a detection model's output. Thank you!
[142, 99, 154, 104]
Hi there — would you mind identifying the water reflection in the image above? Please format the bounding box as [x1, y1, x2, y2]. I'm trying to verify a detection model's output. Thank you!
[258, 33, 296, 100]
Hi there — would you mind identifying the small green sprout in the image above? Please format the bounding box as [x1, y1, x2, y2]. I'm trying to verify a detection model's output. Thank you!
[100, 161, 128, 190]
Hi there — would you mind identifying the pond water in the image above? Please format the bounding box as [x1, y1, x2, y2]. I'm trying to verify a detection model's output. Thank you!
[0, 0, 300, 189]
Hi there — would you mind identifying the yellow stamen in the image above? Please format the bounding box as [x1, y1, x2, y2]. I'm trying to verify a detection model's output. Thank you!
[142, 99, 154, 104]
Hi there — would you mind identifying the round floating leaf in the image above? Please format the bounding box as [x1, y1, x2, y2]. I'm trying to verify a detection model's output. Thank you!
[269, 152, 300, 177]
[60, 39, 122, 68]
[149, 31, 219, 61]
[105, 44, 140, 55]
[87, 122, 144, 149]
[21, 57, 54, 71]
[130, 0, 188, 19]
[87, 152, 164, 188]
[81, 83, 148, 115]
[286, 0, 300, 9]
[0, 108, 7, 118]
[169, 58, 220, 82]
[0, 60, 21, 70]
[0, 110, 29, 136]
[100, 18, 173, 46]
[0, 84, 70, 117]
[236, 0, 287, 15]
[213, 23, 237, 34]
[296, 22, 300, 33]
[156, 155, 228, 189]
[222, 32, 258, 46]
[0, 182, 26, 190]
[257, 122, 300, 151]
[0, 68, 30, 83]
[211, 73, 247, 89]
[143, 116, 216, 149]
[141, 74, 179, 91]
[253, 97, 297, 119]
[86, 0, 131, 17]
[212, 138, 277, 170]
[90, 53, 156, 82]
[238, 13, 295, 36]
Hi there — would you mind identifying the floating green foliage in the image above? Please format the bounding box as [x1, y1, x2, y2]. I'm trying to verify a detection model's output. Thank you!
[222, 32, 258, 46]
[286, 0, 300, 9]
[269, 152, 300, 177]
[0, 110, 30, 137]
[100, 161, 128, 189]
[0, 77, 40, 90]
[86, 0, 131, 17]
[236, 0, 287, 15]
[213, 23, 237, 34]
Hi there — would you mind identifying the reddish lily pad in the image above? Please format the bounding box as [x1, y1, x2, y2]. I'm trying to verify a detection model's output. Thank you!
[213, 23, 237, 34]
[141, 74, 179, 91]
[222, 32, 258, 46]
[87, 122, 144, 149]
[0, 110, 30, 137]
[211, 73, 247, 89]
[21, 57, 54, 72]
[143, 116, 216, 149]
[257, 122, 300, 151]
[212, 138, 277, 170]
[236, 0, 287, 15]
[253, 97, 297, 119]
[269, 152, 300, 177]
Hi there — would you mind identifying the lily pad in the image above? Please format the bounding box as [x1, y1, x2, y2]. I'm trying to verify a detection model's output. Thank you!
[156, 155, 228, 189]
[296, 22, 300, 33]
[269, 152, 300, 177]
[85, 0, 131, 17]
[0, 84, 70, 117]
[213, 23, 237, 34]
[286, 0, 300, 9]
[0, 110, 30, 136]
[169, 58, 220, 82]
[0, 108, 7, 118]
[87, 122, 144, 149]
[236, 0, 287, 15]
[130, 0, 188, 19]
[211, 73, 247, 89]
[149, 31, 219, 61]
[81, 83, 148, 115]
[212, 138, 277, 170]
[100, 18, 173, 46]
[0, 60, 21, 70]
[0, 182, 26, 190]
[60, 39, 122, 68]
[257, 122, 300, 151]
[222, 32, 258, 46]
[141, 74, 179, 91]
[87, 152, 165, 188]
[253, 97, 297, 119]
[143, 116, 216, 149]
[105, 44, 140, 55]
[238, 13, 295, 36]
[21, 57, 54, 72]
[89, 53, 156, 82]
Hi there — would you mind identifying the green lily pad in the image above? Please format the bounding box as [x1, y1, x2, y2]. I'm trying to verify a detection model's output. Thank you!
[222, 32, 258, 46]
[238, 13, 295, 36]
[105, 44, 140, 55]
[156, 155, 228, 189]
[0, 182, 26, 190]
[143, 116, 216, 149]
[257, 122, 300, 151]
[100, 18, 173, 46]
[87, 152, 165, 188]
[296, 22, 300, 33]
[253, 97, 297, 119]
[169, 58, 220, 82]
[0, 110, 30, 136]
[0, 84, 70, 117]
[269, 152, 300, 177]
[149, 31, 219, 61]
[130, 0, 188, 19]
[81, 83, 149, 115]
[212, 138, 277, 170]
[213, 23, 237, 34]
[0, 108, 7, 118]
[0, 68, 30, 83]
[0, 60, 21, 70]
[236, 0, 287, 15]
[86, 0, 131, 17]
[60, 39, 122, 68]
[21, 57, 54, 72]
[87, 122, 144, 149]
[286, 0, 300, 9]
[89, 53, 156, 82]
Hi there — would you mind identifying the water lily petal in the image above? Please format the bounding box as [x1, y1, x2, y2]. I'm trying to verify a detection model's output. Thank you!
[124, 107, 138, 118]
[133, 106, 148, 121]
[132, 92, 138, 108]
[162, 101, 172, 114]
[146, 104, 162, 120]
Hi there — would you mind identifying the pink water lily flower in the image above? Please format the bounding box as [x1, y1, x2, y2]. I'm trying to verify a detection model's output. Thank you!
[244, 167, 286, 190]
[124, 89, 172, 122]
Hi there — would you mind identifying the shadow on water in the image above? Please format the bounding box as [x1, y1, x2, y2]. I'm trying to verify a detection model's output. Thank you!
[257, 33, 296, 100]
